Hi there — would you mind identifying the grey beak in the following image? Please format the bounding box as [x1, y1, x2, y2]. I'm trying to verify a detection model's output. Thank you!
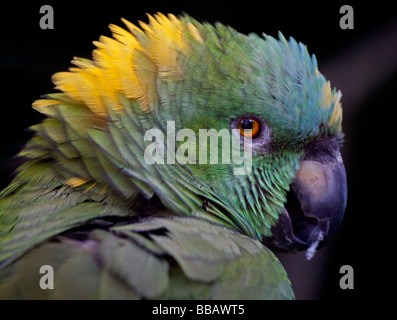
[263, 142, 347, 256]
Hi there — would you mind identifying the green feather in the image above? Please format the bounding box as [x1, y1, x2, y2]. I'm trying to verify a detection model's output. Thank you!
[0, 217, 294, 299]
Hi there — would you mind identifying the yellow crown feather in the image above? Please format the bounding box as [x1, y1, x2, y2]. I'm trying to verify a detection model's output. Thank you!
[320, 81, 343, 130]
[43, 13, 203, 116]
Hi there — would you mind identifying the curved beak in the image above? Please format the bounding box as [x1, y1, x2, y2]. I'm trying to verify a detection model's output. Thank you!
[263, 142, 347, 259]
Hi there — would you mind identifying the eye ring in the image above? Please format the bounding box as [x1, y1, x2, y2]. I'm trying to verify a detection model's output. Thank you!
[238, 118, 261, 138]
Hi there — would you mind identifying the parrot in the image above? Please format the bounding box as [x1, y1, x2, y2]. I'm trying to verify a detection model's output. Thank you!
[0, 13, 347, 300]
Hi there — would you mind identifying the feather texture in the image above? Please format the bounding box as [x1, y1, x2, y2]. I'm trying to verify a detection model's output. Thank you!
[0, 216, 294, 299]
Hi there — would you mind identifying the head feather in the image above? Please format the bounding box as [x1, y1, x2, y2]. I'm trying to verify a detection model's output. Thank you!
[45, 13, 202, 116]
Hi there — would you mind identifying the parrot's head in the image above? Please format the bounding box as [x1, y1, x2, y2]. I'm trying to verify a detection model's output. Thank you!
[153, 15, 347, 256]
[37, 13, 347, 257]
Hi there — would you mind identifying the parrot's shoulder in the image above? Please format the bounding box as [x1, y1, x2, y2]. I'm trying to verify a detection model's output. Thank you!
[0, 216, 294, 299]
[0, 160, 137, 265]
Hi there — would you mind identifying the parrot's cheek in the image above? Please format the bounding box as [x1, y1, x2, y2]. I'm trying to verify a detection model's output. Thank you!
[263, 147, 347, 259]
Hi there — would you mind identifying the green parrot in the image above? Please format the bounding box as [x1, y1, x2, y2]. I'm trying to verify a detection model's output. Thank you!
[0, 13, 346, 299]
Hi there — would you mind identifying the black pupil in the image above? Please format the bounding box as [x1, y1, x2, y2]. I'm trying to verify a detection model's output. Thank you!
[241, 119, 254, 130]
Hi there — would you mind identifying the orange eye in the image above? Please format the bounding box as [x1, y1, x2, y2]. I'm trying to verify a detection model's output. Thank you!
[238, 118, 261, 138]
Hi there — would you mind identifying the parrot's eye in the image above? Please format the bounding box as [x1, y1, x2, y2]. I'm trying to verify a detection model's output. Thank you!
[238, 118, 261, 138]
[231, 114, 272, 153]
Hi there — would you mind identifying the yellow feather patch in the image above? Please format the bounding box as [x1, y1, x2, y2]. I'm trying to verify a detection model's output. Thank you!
[83, 182, 97, 193]
[328, 91, 342, 128]
[320, 81, 332, 110]
[188, 22, 204, 44]
[140, 13, 188, 79]
[65, 177, 89, 188]
[40, 13, 198, 116]
[320, 81, 343, 129]
[32, 99, 64, 117]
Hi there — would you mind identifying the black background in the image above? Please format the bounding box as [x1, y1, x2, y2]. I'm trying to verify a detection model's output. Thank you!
[1, 0, 396, 301]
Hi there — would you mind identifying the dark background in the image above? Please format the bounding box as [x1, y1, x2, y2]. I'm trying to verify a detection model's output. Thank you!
[1, 1, 396, 300]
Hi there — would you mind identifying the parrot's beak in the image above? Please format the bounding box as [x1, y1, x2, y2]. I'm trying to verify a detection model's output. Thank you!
[263, 139, 347, 258]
